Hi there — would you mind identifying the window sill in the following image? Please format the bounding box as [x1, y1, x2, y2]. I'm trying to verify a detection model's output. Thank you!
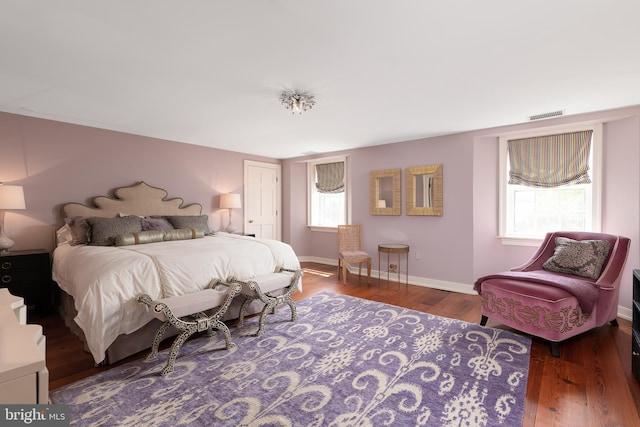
[498, 236, 544, 247]
[308, 226, 338, 233]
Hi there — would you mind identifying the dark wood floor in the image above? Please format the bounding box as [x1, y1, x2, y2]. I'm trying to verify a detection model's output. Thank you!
[36, 262, 640, 426]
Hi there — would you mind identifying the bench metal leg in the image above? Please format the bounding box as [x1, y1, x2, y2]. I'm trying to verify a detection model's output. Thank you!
[237, 296, 252, 328]
[164, 326, 197, 376]
[255, 295, 297, 336]
[256, 301, 275, 337]
[230, 268, 303, 336]
[147, 320, 172, 361]
[209, 318, 235, 350]
[137, 281, 241, 376]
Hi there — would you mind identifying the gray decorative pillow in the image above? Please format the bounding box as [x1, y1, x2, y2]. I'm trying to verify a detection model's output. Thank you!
[65, 216, 90, 246]
[86, 216, 143, 246]
[115, 230, 165, 246]
[543, 237, 611, 279]
[163, 228, 205, 241]
[141, 217, 174, 231]
[164, 215, 211, 235]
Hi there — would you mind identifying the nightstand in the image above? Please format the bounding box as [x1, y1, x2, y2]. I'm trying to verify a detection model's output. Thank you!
[0, 249, 52, 316]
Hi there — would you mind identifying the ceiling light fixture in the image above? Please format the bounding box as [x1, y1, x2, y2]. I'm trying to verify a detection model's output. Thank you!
[280, 90, 316, 114]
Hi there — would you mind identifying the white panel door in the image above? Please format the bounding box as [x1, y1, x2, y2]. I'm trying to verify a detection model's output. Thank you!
[244, 160, 281, 240]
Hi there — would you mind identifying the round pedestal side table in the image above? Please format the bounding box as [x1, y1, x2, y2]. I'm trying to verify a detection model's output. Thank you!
[378, 243, 409, 289]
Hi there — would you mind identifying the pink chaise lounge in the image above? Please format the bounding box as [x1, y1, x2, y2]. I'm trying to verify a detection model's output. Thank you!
[474, 231, 630, 357]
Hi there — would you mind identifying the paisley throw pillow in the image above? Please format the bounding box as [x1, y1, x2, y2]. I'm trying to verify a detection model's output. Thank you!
[543, 237, 610, 279]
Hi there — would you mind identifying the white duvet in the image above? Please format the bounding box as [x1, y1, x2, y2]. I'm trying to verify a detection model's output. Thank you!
[52, 233, 301, 363]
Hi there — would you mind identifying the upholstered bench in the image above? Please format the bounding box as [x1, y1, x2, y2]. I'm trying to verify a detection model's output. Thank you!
[138, 279, 241, 376]
[229, 267, 303, 336]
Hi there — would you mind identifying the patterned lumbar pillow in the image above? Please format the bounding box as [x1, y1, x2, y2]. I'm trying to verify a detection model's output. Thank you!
[163, 228, 204, 241]
[115, 228, 204, 246]
[543, 237, 611, 279]
[164, 215, 211, 235]
[115, 230, 165, 246]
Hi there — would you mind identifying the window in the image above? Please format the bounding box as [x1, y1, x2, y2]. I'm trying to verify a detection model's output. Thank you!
[307, 156, 349, 229]
[499, 123, 602, 244]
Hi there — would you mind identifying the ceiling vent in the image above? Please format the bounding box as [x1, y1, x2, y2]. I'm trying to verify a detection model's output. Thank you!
[528, 110, 564, 121]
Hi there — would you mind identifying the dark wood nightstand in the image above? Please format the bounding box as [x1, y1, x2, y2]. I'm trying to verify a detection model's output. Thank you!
[0, 249, 52, 316]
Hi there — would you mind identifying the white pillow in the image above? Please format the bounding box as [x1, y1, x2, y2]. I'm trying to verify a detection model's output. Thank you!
[56, 224, 72, 246]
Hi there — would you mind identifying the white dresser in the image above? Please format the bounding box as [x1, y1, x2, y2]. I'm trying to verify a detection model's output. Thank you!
[0, 288, 49, 404]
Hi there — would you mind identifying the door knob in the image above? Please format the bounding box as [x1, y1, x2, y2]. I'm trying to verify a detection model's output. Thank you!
[248, 220, 254, 223]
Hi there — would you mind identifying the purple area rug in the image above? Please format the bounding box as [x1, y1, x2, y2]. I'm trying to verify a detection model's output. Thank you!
[50, 292, 531, 426]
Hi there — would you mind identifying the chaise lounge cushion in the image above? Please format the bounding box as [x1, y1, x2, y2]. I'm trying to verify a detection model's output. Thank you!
[479, 278, 589, 343]
[474, 270, 599, 313]
[482, 278, 575, 304]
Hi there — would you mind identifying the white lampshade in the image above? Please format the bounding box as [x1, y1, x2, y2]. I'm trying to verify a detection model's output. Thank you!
[219, 193, 241, 234]
[0, 184, 26, 253]
[0, 184, 26, 209]
[220, 193, 241, 209]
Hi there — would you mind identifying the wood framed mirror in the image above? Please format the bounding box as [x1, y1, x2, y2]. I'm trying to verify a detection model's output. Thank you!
[405, 164, 443, 216]
[370, 168, 401, 215]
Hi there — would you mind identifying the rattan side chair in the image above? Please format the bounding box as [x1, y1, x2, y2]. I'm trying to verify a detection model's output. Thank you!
[337, 224, 371, 284]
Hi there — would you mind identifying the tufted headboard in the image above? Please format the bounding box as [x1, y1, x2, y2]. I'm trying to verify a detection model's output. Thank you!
[62, 181, 202, 218]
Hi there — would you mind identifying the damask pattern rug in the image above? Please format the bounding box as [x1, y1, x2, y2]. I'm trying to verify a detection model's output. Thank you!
[50, 292, 531, 426]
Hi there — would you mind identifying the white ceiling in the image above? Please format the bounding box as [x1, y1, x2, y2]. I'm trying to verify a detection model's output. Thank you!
[2, 1, 640, 159]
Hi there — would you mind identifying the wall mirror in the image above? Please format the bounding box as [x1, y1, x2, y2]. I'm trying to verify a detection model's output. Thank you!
[370, 168, 401, 215]
[405, 164, 443, 216]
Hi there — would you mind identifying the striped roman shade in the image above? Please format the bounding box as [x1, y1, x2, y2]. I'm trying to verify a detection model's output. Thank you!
[315, 161, 345, 193]
[508, 130, 593, 187]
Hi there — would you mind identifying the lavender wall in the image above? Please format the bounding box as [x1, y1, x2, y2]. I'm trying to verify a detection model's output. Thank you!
[282, 106, 640, 314]
[0, 112, 278, 253]
[356, 134, 475, 285]
[2, 105, 639, 315]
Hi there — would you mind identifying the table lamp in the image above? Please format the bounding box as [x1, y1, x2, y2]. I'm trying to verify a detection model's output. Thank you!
[219, 193, 241, 233]
[0, 183, 26, 253]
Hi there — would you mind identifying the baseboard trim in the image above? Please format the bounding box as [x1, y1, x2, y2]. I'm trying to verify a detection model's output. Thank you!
[297, 256, 630, 319]
[298, 256, 337, 266]
[617, 306, 631, 322]
[298, 256, 475, 294]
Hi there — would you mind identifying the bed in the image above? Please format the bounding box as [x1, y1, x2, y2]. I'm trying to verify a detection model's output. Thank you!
[52, 182, 301, 365]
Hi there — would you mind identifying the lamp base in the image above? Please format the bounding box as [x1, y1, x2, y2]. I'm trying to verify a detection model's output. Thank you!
[225, 224, 238, 234]
[0, 233, 15, 253]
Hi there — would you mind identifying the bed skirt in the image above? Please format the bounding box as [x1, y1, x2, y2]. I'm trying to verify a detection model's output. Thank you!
[57, 287, 265, 365]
